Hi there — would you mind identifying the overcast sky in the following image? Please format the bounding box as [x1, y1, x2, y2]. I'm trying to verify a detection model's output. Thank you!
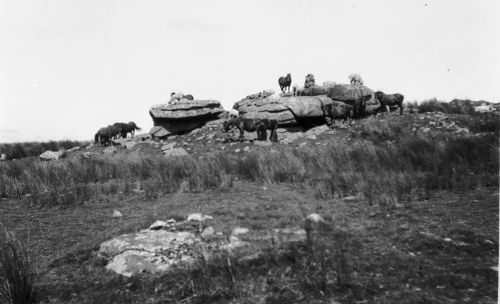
[1, 0, 499, 142]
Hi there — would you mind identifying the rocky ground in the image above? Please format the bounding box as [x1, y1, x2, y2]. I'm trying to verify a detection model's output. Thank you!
[78, 109, 493, 160]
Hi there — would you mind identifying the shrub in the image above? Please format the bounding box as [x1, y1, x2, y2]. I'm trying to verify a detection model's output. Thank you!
[417, 98, 447, 113]
[0, 140, 87, 160]
[0, 227, 37, 304]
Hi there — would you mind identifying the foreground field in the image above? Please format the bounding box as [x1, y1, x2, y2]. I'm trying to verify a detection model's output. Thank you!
[0, 182, 498, 303]
[0, 110, 498, 303]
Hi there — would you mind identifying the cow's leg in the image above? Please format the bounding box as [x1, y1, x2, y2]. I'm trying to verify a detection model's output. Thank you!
[386, 105, 391, 116]
[399, 103, 403, 115]
[262, 129, 268, 141]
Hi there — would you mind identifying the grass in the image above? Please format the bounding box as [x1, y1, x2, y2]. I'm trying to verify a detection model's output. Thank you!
[0, 227, 38, 304]
[0, 180, 497, 303]
[0, 119, 497, 208]
[0, 140, 87, 160]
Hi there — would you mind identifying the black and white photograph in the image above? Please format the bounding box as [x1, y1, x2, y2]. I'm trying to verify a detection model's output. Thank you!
[0, 0, 498, 303]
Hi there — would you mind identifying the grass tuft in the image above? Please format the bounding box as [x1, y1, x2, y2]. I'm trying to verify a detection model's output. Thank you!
[0, 227, 38, 304]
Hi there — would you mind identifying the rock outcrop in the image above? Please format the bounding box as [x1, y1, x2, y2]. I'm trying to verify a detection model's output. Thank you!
[326, 84, 373, 102]
[149, 100, 225, 135]
[233, 95, 336, 126]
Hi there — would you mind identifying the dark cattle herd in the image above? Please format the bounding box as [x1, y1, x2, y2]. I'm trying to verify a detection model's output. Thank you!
[94, 122, 141, 145]
[223, 117, 278, 142]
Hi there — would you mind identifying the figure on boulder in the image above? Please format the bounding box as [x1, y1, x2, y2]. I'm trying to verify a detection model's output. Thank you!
[349, 74, 364, 86]
[223, 117, 278, 142]
[304, 74, 315, 89]
[278, 73, 292, 94]
[292, 84, 304, 96]
[169, 92, 184, 104]
[374, 91, 404, 115]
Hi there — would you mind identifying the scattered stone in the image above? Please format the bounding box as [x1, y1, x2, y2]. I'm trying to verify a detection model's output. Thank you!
[305, 125, 329, 137]
[163, 148, 188, 157]
[455, 127, 470, 134]
[306, 213, 324, 223]
[206, 133, 215, 140]
[272, 228, 307, 247]
[243, 146, 250, 152]
[150, 220, 168, 230]
[298, 142, 307, 147]
[82, 152, 93, 158]
[112, 210, 123, 218]
[103, 146, 118, 154]
[187, 213, 213, 222]
[39, 150, 65, 161]
[161, 142, 176, 151]
[150, 126, 171, 139]
[254, 141, 272, 146]
[422, 127, 431, 133]
[237, 251, 265, 266]
[231, 227, 249, 236]
[234, 149, 241, 153]
[201, 226, 215, 238]
[343, 195, 358, 202]
[306, 134, 317, 140]
[67, 146, 80, 153]
[0, 153, 6, 161]
[124, 141, 137, 149]
[220, 235, 248, 253]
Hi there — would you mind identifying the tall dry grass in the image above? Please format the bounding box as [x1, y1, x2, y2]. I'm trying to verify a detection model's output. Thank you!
[0, 140, 87, 160]
[0, 228, 38, 304]
[0, 119, 497, 207]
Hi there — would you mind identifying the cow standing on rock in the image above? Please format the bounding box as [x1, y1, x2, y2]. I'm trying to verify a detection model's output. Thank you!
[169, 92, 194, 104]
[278, 73, 292, 94]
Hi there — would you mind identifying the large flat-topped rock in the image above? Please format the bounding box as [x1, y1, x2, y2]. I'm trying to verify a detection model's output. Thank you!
[233, 95, 335, 125]
[149, 100, 225, 134]
[150, 100, 224, 120]
[279, 96, 333, 117]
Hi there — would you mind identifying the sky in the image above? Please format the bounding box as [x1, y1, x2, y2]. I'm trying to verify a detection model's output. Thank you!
[1, 0, 499, 143]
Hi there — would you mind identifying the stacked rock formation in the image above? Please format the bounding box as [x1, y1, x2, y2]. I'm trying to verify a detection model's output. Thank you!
[233, 83, 377, 126]
[233, 93, 336, 126]
[304, 73, 316, 89]
[149, 100, 225, 137]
